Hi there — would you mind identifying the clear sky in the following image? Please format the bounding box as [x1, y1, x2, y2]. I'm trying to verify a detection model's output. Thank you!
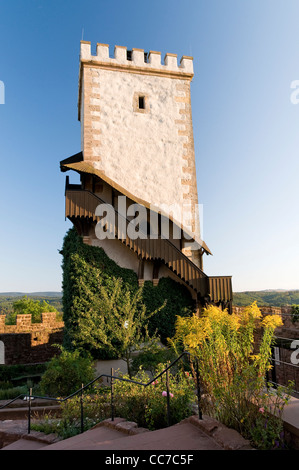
[0, 0, 298, 293]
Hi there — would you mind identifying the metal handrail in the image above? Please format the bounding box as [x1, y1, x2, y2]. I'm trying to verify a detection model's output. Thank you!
[0, 351, 202, 434]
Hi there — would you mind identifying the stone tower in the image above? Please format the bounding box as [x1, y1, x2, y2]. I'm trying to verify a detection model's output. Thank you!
[61, 41, 232, 310]
[78, 41, 202, 267]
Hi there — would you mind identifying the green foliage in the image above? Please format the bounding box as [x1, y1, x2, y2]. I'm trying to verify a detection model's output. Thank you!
[5, 295, 61, 324]
[61, 228, 138, 357]
[113, 365, 195, 430]
[291, 304, 299, 323]
[31, 386, 111, 438]
[60, 228, 195, 359]
[131, 341, 176, 376]
[35, 365, 195, 437]
[32, 391, 111, 439]
[0, 385, 28, 400]
[142, 278, 195, 343]
[39, 347, 95, 397]
[72, 277, 165, 377]
[0, 363, 47, 383]
[246, 383, 294, 450]
[0, 294, 62, 316]
[0, 363, 47, 397]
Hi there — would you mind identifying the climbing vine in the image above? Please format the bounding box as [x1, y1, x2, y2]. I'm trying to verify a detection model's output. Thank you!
[60, 228, 195, 359]
[291, 305, 299, 323]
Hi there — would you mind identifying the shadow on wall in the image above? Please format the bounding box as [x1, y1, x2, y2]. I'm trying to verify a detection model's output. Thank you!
[0, 332, 63, 366]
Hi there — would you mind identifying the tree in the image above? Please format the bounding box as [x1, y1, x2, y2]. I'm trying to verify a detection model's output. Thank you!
[6, 296, 59, 324]
[72, 277, 164, 377]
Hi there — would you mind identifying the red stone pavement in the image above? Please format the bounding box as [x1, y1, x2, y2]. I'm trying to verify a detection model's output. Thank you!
[0, 416, 253, 451]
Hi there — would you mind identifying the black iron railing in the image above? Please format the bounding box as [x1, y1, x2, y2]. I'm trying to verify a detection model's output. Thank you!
[265, 341, 299, 397]
[0, 352, 202, 435]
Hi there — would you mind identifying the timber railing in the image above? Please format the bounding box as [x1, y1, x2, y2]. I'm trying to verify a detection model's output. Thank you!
[0, 352, 202, 435]
[65, 186, 232, 303]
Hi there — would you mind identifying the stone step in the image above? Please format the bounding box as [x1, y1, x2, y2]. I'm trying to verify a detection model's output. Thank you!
[42, 416, 252, 451]
[0, 415, 253, 451]
[0, 419, 61, 449]
[46, 422, 222, 451]
[1, 438, 48, 450]
[40, 425, 130, 451]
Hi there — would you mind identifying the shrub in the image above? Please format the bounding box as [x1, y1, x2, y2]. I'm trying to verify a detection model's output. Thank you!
[130, 340, 176, 376]
[0, 363, 47, 383]
[113, 365, 195, 430]
[245, 382, 293, 450]
[0, 364, 48, 398]
[169, 302, 292, 449]
[0, 385, 27, 400]
[34, 363, 195, 438]
[39, 347, 95, 397]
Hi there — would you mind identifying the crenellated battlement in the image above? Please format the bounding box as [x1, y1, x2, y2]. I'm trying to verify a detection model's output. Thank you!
[0, 312, 64, 333]
[80, 41, 194, 76]
[0, 312, 64, 365]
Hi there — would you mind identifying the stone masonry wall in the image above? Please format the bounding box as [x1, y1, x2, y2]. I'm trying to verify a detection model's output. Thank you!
[232, 305, 299, 339]
[0, 312, 64, 365]
[233, 305, 299, 394]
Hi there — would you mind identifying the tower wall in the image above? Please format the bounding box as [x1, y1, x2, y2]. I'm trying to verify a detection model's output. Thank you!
[78, 41, 201, 253]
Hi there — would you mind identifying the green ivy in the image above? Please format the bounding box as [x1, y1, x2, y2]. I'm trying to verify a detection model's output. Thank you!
[142, 278, 196, 342]
[291, 305, 299, 323]
[60, 228, 195, 359]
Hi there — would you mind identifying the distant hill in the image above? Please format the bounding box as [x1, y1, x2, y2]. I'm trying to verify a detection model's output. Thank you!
[1, 290, 298, 312]
[233, 290, 299, 307]
[0, 292, 62, 297]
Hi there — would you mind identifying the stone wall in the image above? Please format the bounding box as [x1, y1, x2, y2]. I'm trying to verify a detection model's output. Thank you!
[233, 305, 299, 394]
[232, 305, 299, 339]
[0, 312, 64, 365]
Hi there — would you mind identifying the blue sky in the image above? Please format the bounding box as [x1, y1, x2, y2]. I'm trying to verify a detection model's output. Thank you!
[0, 0, 298, 293]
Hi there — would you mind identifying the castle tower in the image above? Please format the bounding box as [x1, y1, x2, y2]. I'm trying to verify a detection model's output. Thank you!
[78, 41, 202, 266]
[60, 41, 232, 309]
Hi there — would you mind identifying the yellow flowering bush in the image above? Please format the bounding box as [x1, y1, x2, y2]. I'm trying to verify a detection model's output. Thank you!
[169, 303, 292, 449]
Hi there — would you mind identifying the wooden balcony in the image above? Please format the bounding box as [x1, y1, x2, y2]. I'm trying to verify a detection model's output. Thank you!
[65, 187, 232, 305]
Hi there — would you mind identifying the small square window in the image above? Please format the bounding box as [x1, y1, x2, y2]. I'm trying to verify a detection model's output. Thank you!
[133, 92, 149, 113]
[138, 96, 145, 110]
